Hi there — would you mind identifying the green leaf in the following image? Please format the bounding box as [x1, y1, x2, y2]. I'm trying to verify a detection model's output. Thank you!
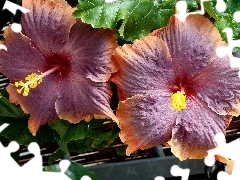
[66, 162, 98, 180]
[92, 124, 119, 149]
[155, 0, 198, 27]
[44, 162, 98, 180]
[68, 139, 94, 153]
[155, 0, 198, 10]
[59, 142, 69, 154]
[202, 1, 218, 20]
[214, 16, 235, 41]
[116, 146, 127, 156]
[158, 9, 175, 27]
[224, 0, 240, 14]
[0, 117, 55, 145]
[0, 89, 9, 98]
[88, 118, 104, 129]
[48, 149, 66, 165]
[49, 119, 119, 157]
[36, 123, 56, 144]
[203, 0, 240, 51]
[0, 97, 26, 118]
[48, 119, 87, 143]
[73, 0, 161, 41]
[0, 117, 35, 145]
[67, 123, 120, 153]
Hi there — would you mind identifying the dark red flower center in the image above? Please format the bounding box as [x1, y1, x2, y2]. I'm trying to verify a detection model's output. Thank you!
[45, 52, 71, 77]
[14, 52, 72, 96]
[171, 78, 194, 97]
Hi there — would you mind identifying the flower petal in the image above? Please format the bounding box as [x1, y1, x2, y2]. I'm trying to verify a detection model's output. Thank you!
[0, 27, 45, 82]
[111, 36, 174, 100]
[55, 72, 116, 123]
[21, 0, 76, 55]
[6, 75, 60, 136]
[188, 56, 240, 116]
[64, 20, 118, 82]
[151, 14, 225, 80]
[117, 93, 177, 155]
[169, 95, 230, 160]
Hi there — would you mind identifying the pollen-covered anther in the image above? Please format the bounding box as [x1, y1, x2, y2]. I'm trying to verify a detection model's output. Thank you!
[14, 66, 59, 96]
[171, 91, 187, 111]
[14, 65, 60, 97]
[15, 72, 43, 96]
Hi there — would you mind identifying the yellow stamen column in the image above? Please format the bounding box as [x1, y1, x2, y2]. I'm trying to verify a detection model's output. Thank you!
[14, 66, 59, 96]
[15, 72, 43, 96]
[171, 91, 187, 111]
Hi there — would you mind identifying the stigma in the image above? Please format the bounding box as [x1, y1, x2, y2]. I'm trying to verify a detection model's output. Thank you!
[14, 66, 59, 96]
[171, 91, 186, 111]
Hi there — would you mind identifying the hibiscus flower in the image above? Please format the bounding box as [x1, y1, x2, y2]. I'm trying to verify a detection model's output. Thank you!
[0, 0, 118, 136]
[111, 14, 240, 160]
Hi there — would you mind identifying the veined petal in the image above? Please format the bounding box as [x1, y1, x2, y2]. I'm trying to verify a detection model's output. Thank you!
[151, 15, 225, 80]
[169, 95, 230, 160]
[6, 75, 60, 136]
[55, 72, 116, 123]
[64, 20, 118, 82]
[21, 0, 76, 55]
[188, 56, 240, 116]
[0, 26, 45, 82]
[111, 36, 174, 100]
[117, 93, 177, 156]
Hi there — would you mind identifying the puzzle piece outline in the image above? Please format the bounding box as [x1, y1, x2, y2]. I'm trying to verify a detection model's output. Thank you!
[154, 165, 190, 180]
[0, 0, 30, 51]
[0, 123, 72, 180]
[175, 0, 228, 22]
[205, 132, 240, 180]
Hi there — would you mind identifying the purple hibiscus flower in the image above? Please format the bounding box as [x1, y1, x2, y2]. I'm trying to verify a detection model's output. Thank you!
[111, 14, 240, 160]
[0, 0, 118, 135]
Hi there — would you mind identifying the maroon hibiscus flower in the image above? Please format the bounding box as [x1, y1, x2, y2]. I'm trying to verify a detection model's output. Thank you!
[111, 14, 240, 160]
[0, 0, 118, 135]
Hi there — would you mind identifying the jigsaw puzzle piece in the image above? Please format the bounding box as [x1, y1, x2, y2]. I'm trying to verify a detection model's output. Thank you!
[0, 123, 9, 133]
[39, 160, 71, 180]
[0, 123, 20, 171]
[0, 44, 7, 51]
[171, 165, 190, 180]
[154, 176, 165, 180]
[1, 0, 30, 33]
[216, 0, 226, 12]
[3, 0, 29, 14]
[234, 11, 240, 22]
[21, 142, 42, 173]
[175, 0, 210, 22]
[0, 141, 21, 178]
[81, 175, 92, 180]
[216, 27, 240, 74]
[205, 133, 240, 180]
